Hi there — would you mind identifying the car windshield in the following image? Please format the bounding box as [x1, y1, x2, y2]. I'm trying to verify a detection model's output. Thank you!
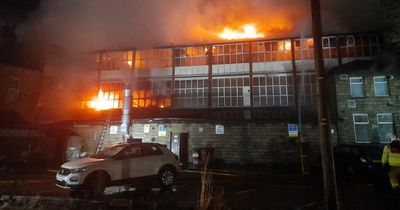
[90, 144, 126, 159]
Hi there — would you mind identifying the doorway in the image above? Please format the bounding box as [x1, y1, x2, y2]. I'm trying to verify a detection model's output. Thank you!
[170, 132, 189, 169]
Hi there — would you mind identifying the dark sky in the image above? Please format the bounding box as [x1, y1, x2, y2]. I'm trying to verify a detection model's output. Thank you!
[1, 0, 382, 52]
[0, 0, 40, 21]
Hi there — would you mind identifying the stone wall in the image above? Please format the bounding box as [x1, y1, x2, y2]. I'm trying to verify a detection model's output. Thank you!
[73, 120, 322, 166]
[382, 0, 400, 52]
[129, 120, 321, 166]
[335, 72, 400, 144]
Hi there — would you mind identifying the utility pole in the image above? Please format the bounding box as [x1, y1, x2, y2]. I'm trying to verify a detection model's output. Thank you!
[310, 0, 338, 209]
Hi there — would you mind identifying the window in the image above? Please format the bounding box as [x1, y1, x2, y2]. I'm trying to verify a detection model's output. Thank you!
[253, 74, 295, 106]
[6, 77, 20, 102]
[353, 114, 370, 143]
[174, 78, 208, 108]
[350, 77, 364, 97]
[121, 146, 140, 159]
[377, 113, 394, 143]
[374, 76, 389, 96]
[141, 146, 163, 156]
[212, 77, 249, 107]
[297, 73, 317, 105]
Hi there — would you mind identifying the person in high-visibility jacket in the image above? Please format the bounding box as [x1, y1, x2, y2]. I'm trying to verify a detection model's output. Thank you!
[382, 135, 400, 190]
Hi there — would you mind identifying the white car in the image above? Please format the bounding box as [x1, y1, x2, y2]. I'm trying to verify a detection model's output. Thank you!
[55, 143, 180, 198]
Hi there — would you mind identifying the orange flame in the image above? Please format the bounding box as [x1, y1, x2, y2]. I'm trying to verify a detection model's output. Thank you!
[88, 89, 117, 111]
[219, 24, 265, 40]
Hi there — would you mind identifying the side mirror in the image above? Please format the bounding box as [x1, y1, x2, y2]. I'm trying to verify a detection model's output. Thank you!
[79, 152, 89, 158]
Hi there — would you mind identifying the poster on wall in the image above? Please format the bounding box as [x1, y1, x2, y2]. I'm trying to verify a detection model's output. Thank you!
[158, 124, 166, 137]
[144, 124, 150, 133]
[288, 124, 299, 138]
[109, 126, 118, 134]
[215, 125, 224, 135]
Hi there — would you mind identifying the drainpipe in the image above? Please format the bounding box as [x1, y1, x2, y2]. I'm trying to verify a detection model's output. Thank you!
[121, 85, 132, 142]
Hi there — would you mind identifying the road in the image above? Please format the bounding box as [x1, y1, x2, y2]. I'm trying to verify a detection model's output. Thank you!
[0, 169, 398, 209]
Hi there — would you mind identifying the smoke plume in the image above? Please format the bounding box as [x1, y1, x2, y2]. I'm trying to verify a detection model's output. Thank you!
[22, 0, 381, 52]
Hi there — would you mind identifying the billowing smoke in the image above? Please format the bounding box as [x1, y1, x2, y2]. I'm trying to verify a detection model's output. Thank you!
[21, 0, 381, 53]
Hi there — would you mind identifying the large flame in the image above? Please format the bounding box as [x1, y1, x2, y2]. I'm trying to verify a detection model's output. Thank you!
[88, 89, 117, 111]
[219, 24, 265, 40]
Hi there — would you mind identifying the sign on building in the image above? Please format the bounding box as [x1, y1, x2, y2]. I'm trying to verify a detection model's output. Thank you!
[144, 124, 150, 133]
[288, 124, 299, 138]
[215, 125, 224, 135]
[158, 124, 166, 137]
[109, 126, 118, 134]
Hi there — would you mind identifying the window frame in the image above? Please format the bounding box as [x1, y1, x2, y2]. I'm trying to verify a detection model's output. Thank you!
[377, 113, 394, 143]
[353, 113, 371, 143]
[349, 77, 364, 97]
[373, 76, 389, 96]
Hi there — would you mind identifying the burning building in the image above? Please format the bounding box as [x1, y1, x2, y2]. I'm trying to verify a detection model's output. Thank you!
[23, 0, 387, 168]
[67, 28, 384, 168]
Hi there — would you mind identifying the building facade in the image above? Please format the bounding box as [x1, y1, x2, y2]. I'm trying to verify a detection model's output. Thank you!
[330, 56, 400, 145]
[72, 32, 384, 167]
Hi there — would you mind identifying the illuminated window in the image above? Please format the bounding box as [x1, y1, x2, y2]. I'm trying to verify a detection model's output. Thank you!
[212, 43, 250, 65]
[174, 47, 208, 67]
[252, 40, 291, 62]
[294, 38, 314, 60]
[98, 50, 134, 70]
[132, 80, 171, 108]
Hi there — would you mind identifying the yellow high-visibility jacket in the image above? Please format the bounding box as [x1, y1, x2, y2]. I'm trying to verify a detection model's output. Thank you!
[382, 140, 400, 167]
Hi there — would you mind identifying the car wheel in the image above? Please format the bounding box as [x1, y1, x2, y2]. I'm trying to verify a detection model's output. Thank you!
[84, 171, 109, 199]
[159, 167, 176, 187]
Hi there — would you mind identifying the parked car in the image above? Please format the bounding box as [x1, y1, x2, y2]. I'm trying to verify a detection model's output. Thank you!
[55, 142, 180, 198]
[333, 144, 384, 183]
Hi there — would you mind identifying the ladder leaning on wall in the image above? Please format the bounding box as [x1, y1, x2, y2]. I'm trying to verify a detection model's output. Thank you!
[95, 111, 112, 154]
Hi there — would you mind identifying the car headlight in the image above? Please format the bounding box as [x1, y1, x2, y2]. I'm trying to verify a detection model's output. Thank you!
[70, 167, 87, 173]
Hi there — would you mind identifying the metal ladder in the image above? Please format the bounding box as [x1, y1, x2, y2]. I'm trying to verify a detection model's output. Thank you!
[95, 111, 112, 153]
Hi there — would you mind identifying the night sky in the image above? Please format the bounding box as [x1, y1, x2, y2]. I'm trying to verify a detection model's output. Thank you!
[1, 0, 382, 52]
[0, 0, 40, 21]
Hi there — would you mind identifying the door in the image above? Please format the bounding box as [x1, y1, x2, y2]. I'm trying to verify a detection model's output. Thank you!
[243, 86, 251, 106]
[179, 133, 189, 169]
[170, 132, 189, 169]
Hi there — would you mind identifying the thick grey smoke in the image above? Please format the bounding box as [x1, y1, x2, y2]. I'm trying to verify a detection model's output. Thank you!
[22, 0, 381, 52]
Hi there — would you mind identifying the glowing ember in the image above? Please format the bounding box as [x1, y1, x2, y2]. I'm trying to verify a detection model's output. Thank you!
[88, 89, 117, 111]
[219, 24, 265, 40]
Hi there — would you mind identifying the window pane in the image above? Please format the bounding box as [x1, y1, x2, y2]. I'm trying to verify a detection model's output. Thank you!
[351, 83, 364, 97]
[375, 83, 388, 96]
[355, 124, 370, 142]
[354, 115, 368, 122]
[378, 114, 393, 123]
[379, 124, 393, 143]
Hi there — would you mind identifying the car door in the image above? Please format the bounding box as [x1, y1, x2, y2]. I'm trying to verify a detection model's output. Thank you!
[139, 145, 164, 176]
[113, 145, 144, 179]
